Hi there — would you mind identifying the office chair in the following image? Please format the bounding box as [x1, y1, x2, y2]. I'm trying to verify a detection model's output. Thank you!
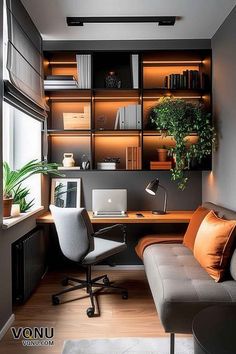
[49, 205, 128, 317]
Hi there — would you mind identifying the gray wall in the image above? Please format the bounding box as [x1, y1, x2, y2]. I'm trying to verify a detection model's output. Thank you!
[60, 171, 202, 211]
[202, 5, 236, 210]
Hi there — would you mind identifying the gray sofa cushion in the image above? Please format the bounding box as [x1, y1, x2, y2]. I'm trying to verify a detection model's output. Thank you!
[143, 243, 236, 334]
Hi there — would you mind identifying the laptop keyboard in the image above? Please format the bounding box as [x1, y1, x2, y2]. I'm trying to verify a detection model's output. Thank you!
[93, 211, 127, 217]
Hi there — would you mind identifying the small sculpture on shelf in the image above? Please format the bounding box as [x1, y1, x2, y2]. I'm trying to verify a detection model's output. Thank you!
[62, 153, 75, 167]
[81, 154, 90, 170]
[105, 71, 121, 88]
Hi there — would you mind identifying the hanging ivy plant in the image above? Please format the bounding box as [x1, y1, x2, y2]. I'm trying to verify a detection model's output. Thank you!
[150, 97, 216, 190]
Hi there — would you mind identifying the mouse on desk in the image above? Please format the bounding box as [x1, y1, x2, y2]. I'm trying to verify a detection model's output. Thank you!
[136, 213, 144, 217]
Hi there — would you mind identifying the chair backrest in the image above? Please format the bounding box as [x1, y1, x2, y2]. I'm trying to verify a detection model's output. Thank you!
[50, 205, 94, 263]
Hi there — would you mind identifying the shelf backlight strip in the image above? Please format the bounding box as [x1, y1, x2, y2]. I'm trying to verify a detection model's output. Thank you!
[143, 96, 202, 100]
[142, 60, 202, 64]
[50, 133, 91, 137]
[48, 61, 77, 65]
[48, 97, 91, 101]
[95, 97, 139, 100]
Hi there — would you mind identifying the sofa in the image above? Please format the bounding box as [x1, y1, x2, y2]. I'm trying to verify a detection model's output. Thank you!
[142, 202, 236, 353]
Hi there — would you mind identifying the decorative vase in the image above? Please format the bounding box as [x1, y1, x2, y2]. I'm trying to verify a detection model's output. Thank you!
[105, 71, 121, 88]
[62, 153, 75, 167]
[3, 197, 14, 218]
[157, 148, 168, 162]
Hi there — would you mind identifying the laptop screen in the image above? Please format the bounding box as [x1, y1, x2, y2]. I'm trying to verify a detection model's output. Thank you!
[92, 189, 127, 214]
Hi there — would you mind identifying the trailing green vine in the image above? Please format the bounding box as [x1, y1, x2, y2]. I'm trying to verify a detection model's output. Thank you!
[150, 97, 216, 190]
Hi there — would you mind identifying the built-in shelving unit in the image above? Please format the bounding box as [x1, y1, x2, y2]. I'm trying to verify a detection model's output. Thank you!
[44, 49, 212, 171]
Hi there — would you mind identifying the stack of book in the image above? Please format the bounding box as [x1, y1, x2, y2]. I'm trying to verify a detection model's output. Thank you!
[163, 70, 208, 90]
[76, 54, 91, 89]
[97, 162, 117, 170]
[150, 161, 172, 170]
[114, 104, 141, 130]
[44, 75, 79, 90]
[126, 147, 142, 170]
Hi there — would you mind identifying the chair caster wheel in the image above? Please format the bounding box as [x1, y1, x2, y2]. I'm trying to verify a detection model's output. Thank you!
[87, 307, 95, 317]
[52, 295, 60, 305]
[61, 277, 69, 286]
[122, 291, 128, 300]
[103, 276, 110, 286]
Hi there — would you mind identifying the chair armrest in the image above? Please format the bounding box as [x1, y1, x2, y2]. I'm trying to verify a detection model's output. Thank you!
[93, 224, 127, 243]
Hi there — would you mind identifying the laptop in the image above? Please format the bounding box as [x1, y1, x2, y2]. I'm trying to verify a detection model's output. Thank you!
[92, 189, 127, 217]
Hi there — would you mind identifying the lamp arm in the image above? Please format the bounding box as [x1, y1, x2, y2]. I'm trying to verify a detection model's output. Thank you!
[159, 184, 168, 213]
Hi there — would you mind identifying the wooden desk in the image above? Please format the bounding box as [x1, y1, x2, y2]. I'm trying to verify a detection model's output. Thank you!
[37, 210, 193, 224]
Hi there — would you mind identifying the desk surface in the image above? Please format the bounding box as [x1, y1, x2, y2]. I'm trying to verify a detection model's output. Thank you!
[37, 210, 193, 224]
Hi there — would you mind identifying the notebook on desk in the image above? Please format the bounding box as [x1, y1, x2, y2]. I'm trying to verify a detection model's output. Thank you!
[92, 189, 127, 217]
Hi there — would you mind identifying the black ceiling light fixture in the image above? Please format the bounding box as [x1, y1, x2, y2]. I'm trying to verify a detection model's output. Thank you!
[66, 16, 176, 27]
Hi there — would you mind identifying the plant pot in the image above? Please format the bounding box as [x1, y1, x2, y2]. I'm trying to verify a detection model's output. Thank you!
[3, 198, 14, 218]
[157, 148, 168, 162]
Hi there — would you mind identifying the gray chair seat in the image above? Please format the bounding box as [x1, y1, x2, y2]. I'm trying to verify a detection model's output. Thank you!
[83, 238, 126, 265]
[143, 243, 236, 333]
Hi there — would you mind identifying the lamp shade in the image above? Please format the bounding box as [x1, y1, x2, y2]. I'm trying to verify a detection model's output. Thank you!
[145, 178, 160, 195]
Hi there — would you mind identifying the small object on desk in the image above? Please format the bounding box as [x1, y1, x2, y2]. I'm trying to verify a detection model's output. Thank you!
[136, 213, 144, 218]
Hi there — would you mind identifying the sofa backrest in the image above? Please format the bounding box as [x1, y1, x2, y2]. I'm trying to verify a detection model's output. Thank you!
[203, 202, 236, 280]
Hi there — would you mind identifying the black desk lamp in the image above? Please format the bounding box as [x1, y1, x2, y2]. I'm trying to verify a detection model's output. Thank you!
[145, 178, 168, 215]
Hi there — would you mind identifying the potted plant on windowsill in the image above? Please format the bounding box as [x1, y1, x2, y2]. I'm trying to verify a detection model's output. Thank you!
[150, 97, 216, 190]
[3, 159, 63, 218]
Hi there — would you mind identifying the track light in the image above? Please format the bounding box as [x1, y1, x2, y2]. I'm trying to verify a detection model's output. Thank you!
[66, 16, 176, 27]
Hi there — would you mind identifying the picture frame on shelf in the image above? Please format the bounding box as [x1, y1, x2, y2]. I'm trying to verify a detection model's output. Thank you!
[50, 178, 81, 208]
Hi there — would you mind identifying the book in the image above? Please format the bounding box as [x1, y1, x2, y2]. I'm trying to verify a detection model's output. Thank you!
[114, 104, 142, 130]
[125, 105, 137, 129]
[114, 108, 120, 129]
[126, 147, 142, 170]
[76, 54, 91, 89]
[119, 107, 125, 129]
[136, 105, 142, 129]
[46, 75, 76, 80]
[131, 54, 139, 89]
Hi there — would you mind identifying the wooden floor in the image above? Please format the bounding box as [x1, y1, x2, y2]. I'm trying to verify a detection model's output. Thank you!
[0, 269, 167, 354]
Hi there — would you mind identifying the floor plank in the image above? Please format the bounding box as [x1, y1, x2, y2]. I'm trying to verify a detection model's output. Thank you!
[0, 269, 168, 354]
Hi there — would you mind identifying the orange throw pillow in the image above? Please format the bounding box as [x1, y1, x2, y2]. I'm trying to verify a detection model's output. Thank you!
[194, 210, 236, 282]
[183, 206, 210, 251]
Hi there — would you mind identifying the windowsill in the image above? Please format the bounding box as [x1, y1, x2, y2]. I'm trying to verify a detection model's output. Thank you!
[2, 206, 44, 230]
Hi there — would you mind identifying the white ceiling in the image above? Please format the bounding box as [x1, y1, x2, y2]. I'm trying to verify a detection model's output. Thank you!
[21, 0, 236, 41]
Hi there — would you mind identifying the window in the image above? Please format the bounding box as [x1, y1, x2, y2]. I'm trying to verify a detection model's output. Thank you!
[3, 102, 43, 208]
